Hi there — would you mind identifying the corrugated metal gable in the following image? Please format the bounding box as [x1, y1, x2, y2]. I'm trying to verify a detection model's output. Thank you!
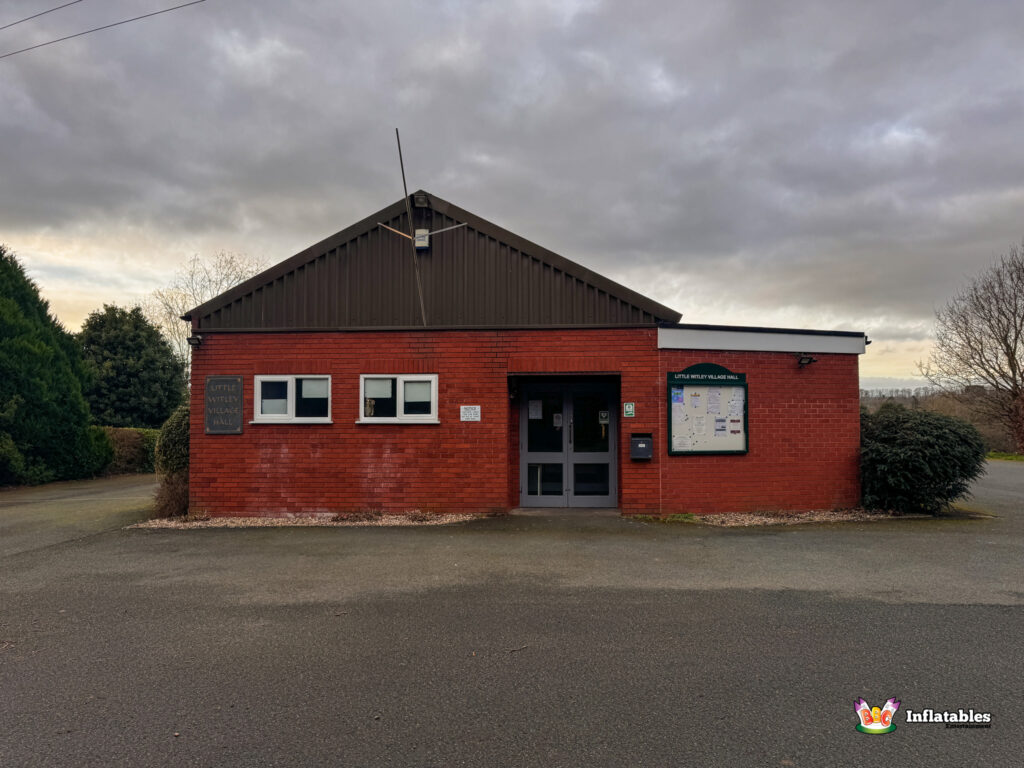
[185, 191, 681, 330]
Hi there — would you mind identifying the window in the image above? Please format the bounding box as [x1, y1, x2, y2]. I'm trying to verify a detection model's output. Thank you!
[253, 376, 331, 423]
[359, 375, 438, 423]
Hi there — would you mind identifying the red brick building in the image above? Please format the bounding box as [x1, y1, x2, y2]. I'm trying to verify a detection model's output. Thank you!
[185, 192, 866, 517]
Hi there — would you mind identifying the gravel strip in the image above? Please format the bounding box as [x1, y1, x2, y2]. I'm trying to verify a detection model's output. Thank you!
[687, 509, 924, 527]
[131, 513, 483, 530]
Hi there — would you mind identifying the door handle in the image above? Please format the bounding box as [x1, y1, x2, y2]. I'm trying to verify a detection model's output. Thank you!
[568, 417, 573, 446]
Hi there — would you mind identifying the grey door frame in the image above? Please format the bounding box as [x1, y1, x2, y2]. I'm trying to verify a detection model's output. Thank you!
[518, 381, 618, 508]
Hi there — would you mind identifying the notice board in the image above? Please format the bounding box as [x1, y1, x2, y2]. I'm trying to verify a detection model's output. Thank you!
[668, 364, 747, 455]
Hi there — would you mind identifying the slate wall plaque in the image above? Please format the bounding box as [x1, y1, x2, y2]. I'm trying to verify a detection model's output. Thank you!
[205, 375, 244, 434]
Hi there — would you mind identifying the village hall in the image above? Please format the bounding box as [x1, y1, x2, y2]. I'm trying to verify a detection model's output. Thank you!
[185, 191, 866, 517]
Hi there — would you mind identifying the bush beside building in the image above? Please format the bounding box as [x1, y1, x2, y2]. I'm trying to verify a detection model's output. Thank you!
[154, 404, 189, 517]
[861, 403, 987, 514]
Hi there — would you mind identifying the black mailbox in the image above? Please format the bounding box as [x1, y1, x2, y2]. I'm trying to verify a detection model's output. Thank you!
[630, 433, 653, 460]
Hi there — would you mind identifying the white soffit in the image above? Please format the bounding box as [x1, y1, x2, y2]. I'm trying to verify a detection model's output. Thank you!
[657, 327, 867, 354]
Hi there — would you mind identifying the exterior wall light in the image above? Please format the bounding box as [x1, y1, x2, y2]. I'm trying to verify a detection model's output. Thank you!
[187, 334, 203, 348]
[797, 354, 818, 367]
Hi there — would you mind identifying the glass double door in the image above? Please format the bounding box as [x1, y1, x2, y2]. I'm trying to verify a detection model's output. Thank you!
[519, 384, 617, 507]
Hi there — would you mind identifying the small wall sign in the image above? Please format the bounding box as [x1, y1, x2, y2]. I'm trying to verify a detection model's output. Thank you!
[623, 402, 635, 418]
[598, 410, 610, 425]
[204, 375, 243, 434]
[460, 405, 481, 421]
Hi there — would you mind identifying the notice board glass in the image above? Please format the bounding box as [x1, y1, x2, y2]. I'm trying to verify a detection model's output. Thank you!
[668, 364, 747, 455]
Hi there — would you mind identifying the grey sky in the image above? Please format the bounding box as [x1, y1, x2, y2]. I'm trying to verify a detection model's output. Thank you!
[2, 0, 1022, 386]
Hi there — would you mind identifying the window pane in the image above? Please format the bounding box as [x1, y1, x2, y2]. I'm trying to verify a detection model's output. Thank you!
[527, 393, 563, 452]
[300, 378, 328, 398]
[527, 463, 563, 496]
[404, 381, 431, 401]
[573, 393, 610, 452]
[403, 380, 432, 415]
[296, 377, 329, 418]
[364, 377, 396, 418]
[260, 381, 288, 415]
[573, 463, 609, 495]
[364, 378, 393, 398]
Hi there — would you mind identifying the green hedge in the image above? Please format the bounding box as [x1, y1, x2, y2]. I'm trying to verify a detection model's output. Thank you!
[102, 427, 159, 475]
[861, 403, 986, 514]
[89, 426, 114, 476]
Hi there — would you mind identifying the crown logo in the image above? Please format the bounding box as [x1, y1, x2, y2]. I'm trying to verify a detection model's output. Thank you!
[856, 698, 899, 734]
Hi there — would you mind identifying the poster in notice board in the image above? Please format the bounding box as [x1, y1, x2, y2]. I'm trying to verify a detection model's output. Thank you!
[667, 364, 747, 455]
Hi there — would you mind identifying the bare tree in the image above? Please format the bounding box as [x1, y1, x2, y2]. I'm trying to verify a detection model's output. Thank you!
[920, 240, 1024, 451]
[144, 252, 266, 379]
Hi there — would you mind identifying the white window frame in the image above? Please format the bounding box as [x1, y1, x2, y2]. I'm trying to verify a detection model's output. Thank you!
[358, 374, 439, 424]
[252, 375, 332, 424]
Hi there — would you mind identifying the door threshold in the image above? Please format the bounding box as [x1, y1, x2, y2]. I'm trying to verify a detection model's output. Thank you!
[510, 507, 622, 517]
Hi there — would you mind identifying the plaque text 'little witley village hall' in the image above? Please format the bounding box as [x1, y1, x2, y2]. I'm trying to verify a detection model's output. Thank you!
[204, 376, 244, 434]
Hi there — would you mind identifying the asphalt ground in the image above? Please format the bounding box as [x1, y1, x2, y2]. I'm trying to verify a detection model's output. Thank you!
[0, 474, 157, 558]
[0, 466, 1021, 767]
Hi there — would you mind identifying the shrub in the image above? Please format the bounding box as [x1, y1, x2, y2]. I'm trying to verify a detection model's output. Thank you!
[103, 427, 160, 474]
[155, 404, 189, 474]
[861, 403, 987, 514]
[153, 471, 189, 518]
[0, 430, 28, 485]
[154, 405, 189, 517]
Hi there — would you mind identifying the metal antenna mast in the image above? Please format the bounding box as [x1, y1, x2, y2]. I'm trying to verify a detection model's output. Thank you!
[396, 128, 428, 326]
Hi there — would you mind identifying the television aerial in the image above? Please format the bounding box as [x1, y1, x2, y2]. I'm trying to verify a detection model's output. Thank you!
[378, 128, 466, 325]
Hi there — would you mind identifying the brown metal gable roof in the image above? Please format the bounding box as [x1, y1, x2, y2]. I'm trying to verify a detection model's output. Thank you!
[184, 191, 681, 330]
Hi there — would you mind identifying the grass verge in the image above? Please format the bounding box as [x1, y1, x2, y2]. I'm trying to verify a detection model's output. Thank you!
[987, 451, 1024, 462]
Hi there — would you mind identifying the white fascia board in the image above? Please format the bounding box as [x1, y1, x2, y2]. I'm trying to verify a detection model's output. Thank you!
[657, 327, 866, 354]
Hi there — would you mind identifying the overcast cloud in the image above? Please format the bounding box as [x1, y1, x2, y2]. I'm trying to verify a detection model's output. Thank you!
[3, 0, 1023, 386]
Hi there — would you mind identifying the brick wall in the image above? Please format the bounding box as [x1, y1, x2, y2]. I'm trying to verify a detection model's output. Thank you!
[651, 349, 862, 515]
[189, 329, 860, 516]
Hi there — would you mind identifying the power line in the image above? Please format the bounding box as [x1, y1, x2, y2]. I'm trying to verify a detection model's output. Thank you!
[0, 0, 85, 33]
[0, 0, 206, 61]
